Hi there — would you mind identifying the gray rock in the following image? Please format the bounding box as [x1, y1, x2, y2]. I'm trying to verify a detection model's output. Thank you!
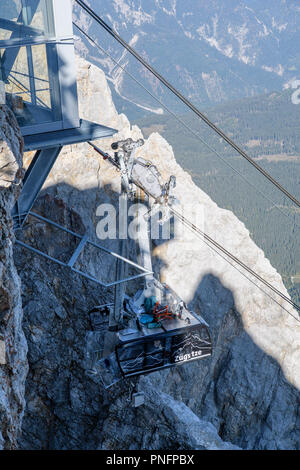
[0, 104, 23, 188]
[99, 376, 240, 450]
[0, 105, 27, 450]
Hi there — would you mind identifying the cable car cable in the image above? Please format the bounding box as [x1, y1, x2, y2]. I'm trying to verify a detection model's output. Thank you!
[74, 0, 300, 210]
[73, 13, 300, 319]
[170, 207, 300, 315]
[87, 141, 300, 319]
[73, 21, 300, 231]
[185, 225, 300, 323]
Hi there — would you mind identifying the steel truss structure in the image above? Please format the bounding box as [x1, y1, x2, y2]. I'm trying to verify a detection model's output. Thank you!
[15, 211, 153, 288]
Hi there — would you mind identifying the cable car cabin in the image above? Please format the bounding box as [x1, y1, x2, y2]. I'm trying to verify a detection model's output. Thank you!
[91, 307, 212, 388]
[116, 310, 212, 378]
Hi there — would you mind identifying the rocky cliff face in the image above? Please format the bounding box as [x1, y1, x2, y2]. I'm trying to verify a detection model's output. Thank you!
[0, 105, 27, 449]
[14, 58, 300, 449]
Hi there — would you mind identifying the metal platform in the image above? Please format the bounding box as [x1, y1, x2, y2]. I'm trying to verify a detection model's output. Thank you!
[23, 119, 117, 151]
[12, 119, 117, 227]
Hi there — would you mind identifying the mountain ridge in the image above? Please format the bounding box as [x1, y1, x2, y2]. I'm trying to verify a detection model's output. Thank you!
[73, 0, 300, 117]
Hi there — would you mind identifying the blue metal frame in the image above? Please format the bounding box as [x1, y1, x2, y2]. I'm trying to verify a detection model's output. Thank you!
[52, 0, 80, 130]
[0, 0, 80, 135]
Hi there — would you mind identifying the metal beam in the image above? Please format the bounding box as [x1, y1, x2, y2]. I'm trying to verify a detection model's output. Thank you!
[26, 211, 152, 274]
[110, 190, 128, 330]
[15, 210, 153, 288]
[67, 233, 89, 267]
[12, 145, 62, 227]
[15, 239, 151, 287]
[23, 119, 117, 151]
